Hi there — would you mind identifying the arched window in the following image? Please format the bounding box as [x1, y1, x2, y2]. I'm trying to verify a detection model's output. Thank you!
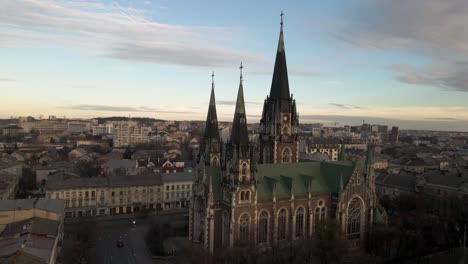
[222, 211, 230, 246]
[314, 207, 321, 232]
[347, 197, 362, 240]
[240, 191, 245, 201]
[241, 163, 248, 182]
[282, 148, 291, 163]
[245, 191, 250, 201]
[321, 207, 326, 220]
[211, 156, 219, 166]
[295, 207, 304, 238]
[263, 146, 271, 164]
[277, 209, 287, 240]
[258, 211, 269, 244]
[239, 214, 250, 245]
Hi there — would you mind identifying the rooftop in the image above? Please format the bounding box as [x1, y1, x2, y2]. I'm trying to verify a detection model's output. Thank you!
[0, 198, 64, 215]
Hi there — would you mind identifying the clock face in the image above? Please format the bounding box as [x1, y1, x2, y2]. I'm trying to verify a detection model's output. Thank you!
[283, 116, 288, 121]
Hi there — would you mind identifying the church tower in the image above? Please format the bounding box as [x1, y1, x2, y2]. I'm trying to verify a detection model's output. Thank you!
[200, 72, 221, 166]
[259, 12, 299, 164]
[224, 63, 254, 185]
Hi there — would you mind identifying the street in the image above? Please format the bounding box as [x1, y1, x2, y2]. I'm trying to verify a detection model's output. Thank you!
[63, 209, 189, 264]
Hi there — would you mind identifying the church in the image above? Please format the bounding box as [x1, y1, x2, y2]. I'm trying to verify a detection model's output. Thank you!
[189, 14, 380, 254]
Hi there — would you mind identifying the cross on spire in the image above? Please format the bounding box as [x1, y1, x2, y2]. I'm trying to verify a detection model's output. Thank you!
[211, 71, 215, 86]
[280, 11, 284, 29]
[239, 62, 244, 80]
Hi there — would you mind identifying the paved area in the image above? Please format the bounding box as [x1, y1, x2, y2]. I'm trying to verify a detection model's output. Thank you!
[63, 209, 189, 264]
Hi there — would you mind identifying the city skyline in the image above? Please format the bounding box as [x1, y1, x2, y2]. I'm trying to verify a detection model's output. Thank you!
[2, 0, 468, 131]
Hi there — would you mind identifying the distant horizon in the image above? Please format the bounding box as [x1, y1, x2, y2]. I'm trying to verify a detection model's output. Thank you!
[4, 113, 468, 133]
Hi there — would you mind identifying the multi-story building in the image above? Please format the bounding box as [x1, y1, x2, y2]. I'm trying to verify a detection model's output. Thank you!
[67, 121, 92, 134]
[20, 120, 68, 134]
[190, 17, 379, 254]
[0, 172, 19, 200]
[92, 124, 108, 136]
[112, 121, 152, 148]
[304, 143, 341, 161]
[161, 170, 195, 209]
[45, 171, 165, 218]
[0, 198, 64, 264]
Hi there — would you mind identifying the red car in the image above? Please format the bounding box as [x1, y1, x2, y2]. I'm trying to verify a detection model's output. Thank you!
[116, 240, 124, 248]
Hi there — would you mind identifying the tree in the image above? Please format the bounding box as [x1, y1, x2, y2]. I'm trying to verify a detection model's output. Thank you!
[313, 219, 346, 264]
[75, 160, 101, 177]
[123, 146, 133, 159]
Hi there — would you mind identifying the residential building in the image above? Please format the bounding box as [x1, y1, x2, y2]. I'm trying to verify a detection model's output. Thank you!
[67, 121, 91, 133]
[45, 172, 163, 218]
[161, 169, 194, 209]
[304, 143, 341, 161]
[0, 198, 64, 264]
[92, 124, 108, 136]
[112, 121, 152, 148]
[0, 172, 19, 200]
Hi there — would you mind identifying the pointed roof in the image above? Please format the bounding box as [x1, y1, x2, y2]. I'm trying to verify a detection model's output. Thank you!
[366, 145, 374, 166]
[339, 141, 346, 161]
[203, 72, 220, 141]
[269, 12, 290, 100]
[230, 63, 249, 145]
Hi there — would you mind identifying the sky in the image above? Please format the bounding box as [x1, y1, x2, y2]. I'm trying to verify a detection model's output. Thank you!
[1, 0, 468, 131]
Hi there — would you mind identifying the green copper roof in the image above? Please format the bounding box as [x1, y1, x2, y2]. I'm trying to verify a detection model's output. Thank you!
[269, 22, 290, 100]
[230, 75, 249, 145]
[373, 207, 385, 225]
[204, 160, 356, 203]
[366, 145, 373, 166]
[339, 142, 346, 161]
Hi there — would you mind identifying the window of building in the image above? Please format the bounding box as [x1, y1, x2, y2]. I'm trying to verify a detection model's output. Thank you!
[85, 191, 89, 198]
[278, 208, 287, 240]
[239, 214, 250, 245]
[295, 207, 304, 238]
[119, 191, 123, 196]
[172, 185, 175, 191]
[166, 186, 169, 191]
[111, 191, 115, 197]
[181, 185, 185, 190]
[212, 156, 219, 166]
[282, 148, 291, 163]
[91, 191, 95, 198]
[314, 207, 321, 232]
[223, 211, 230, 246]
[187, 191, 190, 197]
[241, 163, 248, 182]
[177, 185, 180, 190]
[258, 211, 269, 244]
[347, 197, 362, 240]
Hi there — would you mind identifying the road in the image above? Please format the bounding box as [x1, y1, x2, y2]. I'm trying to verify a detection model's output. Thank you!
[64, 209, 189, 264]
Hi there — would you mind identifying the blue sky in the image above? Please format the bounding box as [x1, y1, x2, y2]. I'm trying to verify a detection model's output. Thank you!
[1, 0, 468, 130]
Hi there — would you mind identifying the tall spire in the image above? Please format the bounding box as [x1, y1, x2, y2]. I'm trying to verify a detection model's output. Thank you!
[269, 11, 290, 99]
[203, 71, 220, 141]
[339, 140, 346, 161]
[230, 63, 249, 145]
[366, 144, 374, 166]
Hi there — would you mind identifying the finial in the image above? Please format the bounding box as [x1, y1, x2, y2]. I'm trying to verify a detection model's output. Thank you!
[280, 11, 284, 29]
[211, 71, 215, 87]
[239, 62, 244, 81]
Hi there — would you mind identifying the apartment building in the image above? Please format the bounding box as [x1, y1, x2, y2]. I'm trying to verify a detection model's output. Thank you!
[161, 170, 195, 209]
[0, 198, 64, 264]
[45, 172, 163, 218]
[112, 121, 152, 148]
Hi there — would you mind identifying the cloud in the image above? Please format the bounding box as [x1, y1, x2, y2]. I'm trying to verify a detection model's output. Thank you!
[0, 78, 16, 82]
[329, 103, 361, 109]
[251, 69, 324, 77]
[0, 0, 260, 68]
[58, 104, 190, 114]
[330, 0, 468, 91]
[217, 100, 262, 106]
[424, 117, 458, 121]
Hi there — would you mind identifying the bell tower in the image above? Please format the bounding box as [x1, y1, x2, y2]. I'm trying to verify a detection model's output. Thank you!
[259, 12, 299, 164]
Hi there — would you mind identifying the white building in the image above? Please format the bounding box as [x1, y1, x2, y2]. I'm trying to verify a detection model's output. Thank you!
[112, 121, 152, 148]
[92, 124, 107, 136]
[161, 169, 194, 209]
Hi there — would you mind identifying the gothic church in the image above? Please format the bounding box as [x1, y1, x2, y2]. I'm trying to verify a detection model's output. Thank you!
[189, 15, 380, 254]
